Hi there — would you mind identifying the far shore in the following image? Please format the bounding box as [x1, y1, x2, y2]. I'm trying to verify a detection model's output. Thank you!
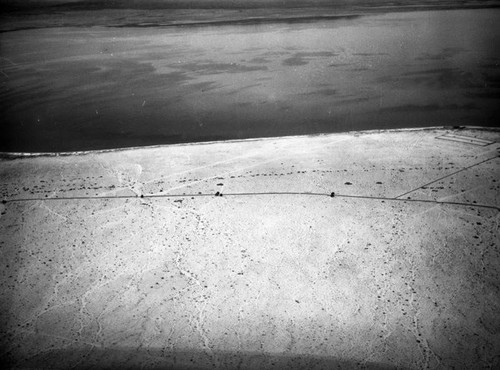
[1, 1, 500, 32]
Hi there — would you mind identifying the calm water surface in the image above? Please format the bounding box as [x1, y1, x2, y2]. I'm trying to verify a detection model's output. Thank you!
[1, 8, 499, 152]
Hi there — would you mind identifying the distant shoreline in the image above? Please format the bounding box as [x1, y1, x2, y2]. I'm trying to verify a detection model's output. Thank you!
[112, 13, 362, 29]
[1, 3, 500, 33]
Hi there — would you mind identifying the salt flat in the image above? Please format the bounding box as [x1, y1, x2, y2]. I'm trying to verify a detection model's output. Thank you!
[0, 127, 499, 369]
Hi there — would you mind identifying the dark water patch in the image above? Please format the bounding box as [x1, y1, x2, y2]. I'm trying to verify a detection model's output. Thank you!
[379, 103, 479, 113]
[301, 88, 338, 96]
[110, 14, 361, 29]
[0, 58, 211, 152]
[464, 91, 500, 99]
[247, 56, 271, 64]
[260, 50, 292, 57]
[403, 68, 461, 76]
[334, 96, 374, 105]
[175, 61, 268, 74]
[282, 51, 338, 66]
[352, 52, 389, 56]
[0, 60, 193, 113]
[329, 63, 351, 67]
[283, 56, 309, 66]
[0, 26, 53, 33]
[223, 83, 263, 95]
[350, 67, 371, 72]
[376, 68, 483, 90]
[481, 63, 500, 69]
[482, 71, 500, 88]
[415, 47, 467, 61]
[481, 58, 500, 70]
[295, 51, 339, 58]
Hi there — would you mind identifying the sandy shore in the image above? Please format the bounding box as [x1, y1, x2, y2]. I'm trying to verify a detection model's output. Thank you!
[1, 127, 499, 369]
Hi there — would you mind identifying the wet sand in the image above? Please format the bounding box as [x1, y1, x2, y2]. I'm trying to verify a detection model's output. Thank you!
[1, 127, 499, 369]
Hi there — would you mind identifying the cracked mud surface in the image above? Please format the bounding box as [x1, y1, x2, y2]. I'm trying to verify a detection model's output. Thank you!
[1, 128, 499, 369]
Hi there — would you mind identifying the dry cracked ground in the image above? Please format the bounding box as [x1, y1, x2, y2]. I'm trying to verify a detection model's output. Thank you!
[0, 128, 499, 369]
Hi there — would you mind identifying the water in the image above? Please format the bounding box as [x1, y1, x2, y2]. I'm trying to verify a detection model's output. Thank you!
[1, 8, 499, 152]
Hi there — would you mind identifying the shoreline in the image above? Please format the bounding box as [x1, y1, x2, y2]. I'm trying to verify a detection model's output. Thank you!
[2, 125, 498, 159]
[1, 3, 500, 32]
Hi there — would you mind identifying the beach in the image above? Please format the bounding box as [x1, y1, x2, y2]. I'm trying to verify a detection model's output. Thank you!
[1, 127, 499, 369]
[1, 2, 500, 368]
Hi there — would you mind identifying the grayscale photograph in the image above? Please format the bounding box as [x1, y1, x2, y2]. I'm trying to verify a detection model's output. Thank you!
[1, 1, 499, 369]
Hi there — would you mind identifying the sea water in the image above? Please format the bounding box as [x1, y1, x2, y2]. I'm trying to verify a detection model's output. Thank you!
[1, 8, 499, 152]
